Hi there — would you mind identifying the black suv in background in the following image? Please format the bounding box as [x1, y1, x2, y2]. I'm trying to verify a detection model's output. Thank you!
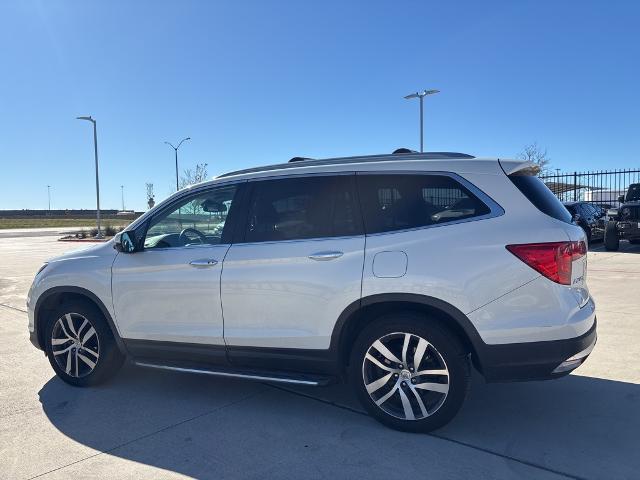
[604, 183, 640, 251]
[563, 201, 605, 243]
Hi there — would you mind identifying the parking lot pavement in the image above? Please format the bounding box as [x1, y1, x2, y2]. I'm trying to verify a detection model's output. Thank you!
[1, 237, 639, 479]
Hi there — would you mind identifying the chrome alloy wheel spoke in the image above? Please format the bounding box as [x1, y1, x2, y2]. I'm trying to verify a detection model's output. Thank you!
[81, 327, 96, 345]
[371, 340, 402, 365]
[413, 382, 449, 394]
[51, 313, 99, 378]
[362, 331, 450, 421]
[365, 372, 393, 394]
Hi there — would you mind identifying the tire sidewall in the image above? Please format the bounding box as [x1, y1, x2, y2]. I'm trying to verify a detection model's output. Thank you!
[604, 222, 619, 251]
[44, 300, 122, 386]
[349, 313, 469, 433]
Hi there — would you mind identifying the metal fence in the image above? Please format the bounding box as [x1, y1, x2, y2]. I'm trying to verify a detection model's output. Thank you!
[539, 169, 640, 207]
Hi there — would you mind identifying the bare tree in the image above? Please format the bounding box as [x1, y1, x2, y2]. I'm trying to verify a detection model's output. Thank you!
[179, 163, 209, 189]
[146, 183, 155, 209]
[518, 142, 551, 176]
[179, 163, 209, 220]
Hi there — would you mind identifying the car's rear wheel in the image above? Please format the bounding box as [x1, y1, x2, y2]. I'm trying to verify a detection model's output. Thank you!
[349, 313, 469, 432]
[604, 221, 620, 251]
[44, 300, 124, 386]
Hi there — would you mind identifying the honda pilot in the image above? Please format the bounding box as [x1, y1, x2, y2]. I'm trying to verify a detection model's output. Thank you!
[28, 150, 597, 432]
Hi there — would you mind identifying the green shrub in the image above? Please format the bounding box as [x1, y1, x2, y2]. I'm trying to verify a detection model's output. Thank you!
[104, 224, 116, 236]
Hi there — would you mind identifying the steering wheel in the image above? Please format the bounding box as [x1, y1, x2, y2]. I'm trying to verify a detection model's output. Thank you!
[179, 227, 207, 246]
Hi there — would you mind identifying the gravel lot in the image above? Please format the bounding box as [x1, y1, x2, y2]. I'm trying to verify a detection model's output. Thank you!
[1, 231, 639, 479]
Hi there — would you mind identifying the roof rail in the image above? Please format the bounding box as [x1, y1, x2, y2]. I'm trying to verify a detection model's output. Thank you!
[289, 157, 314, 163]
[392, 148, 418, 154]
[218, 151, 476, 178]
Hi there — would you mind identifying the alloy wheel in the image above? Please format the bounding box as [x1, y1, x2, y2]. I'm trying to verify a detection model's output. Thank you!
[51, 313, 100, 378]
[362, 331, 449, 421]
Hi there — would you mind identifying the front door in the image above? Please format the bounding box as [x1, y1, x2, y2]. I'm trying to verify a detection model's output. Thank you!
[112, 183, 240, 345]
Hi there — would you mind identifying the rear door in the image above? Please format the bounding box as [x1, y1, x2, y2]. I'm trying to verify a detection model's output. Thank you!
[221, 174, 365, 352]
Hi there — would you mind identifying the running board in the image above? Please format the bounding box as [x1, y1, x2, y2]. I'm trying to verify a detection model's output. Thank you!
[134, 360, 333, 386]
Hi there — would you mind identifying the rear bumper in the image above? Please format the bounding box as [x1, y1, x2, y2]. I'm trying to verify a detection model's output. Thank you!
[478, 318, 597, 382]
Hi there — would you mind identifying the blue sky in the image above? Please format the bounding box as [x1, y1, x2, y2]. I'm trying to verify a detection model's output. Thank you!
[1, 0, 639, 211]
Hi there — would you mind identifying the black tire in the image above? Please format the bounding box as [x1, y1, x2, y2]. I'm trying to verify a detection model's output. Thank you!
[583, 226, 592, 244]
[44, 300, 124, 386]
[349, 312, 470, 433]
[604, 221, 620, 251]
[629, 239, 640, 245]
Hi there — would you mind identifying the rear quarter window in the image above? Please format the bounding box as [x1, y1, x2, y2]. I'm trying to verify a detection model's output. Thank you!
[357, 174, 491, 234]
[509, 174, 572, 223]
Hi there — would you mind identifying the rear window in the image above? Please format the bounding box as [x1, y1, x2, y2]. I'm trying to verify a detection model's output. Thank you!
[509, 174, 572, 223]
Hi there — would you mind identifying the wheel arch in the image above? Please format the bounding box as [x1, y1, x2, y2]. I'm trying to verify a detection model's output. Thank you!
[331, 293, 486, 374]
[34, 286, 127, 356]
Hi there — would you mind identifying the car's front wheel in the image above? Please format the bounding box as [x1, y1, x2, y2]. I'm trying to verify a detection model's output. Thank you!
[349, 313, 470, 432]
[44, 300, 124, 386]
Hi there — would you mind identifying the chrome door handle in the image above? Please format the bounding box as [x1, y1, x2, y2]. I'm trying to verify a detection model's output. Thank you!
[189, 258, 218, 267]
[308, 251, 343, 261]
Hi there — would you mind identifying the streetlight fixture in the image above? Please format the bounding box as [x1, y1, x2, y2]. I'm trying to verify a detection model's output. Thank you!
[404, 89, 440, 153]
[120, 185, 125, 211]
[165, 137, 191, 191]
[76, 115, 103, 238]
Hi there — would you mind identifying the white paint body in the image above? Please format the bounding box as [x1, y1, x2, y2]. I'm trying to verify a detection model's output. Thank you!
[28, 155, 595, 351]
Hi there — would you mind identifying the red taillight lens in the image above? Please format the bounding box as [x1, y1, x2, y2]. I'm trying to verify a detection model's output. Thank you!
[506, 241, 586, 285]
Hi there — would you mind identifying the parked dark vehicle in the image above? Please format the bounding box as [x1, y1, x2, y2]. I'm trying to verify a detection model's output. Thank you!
[563, 201, 605, 243]
[604, 183, 640, 251]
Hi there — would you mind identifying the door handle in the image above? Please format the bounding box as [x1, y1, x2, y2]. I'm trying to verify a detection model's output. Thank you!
[189, 258, 218, 267]
[308, 251, 343, 261]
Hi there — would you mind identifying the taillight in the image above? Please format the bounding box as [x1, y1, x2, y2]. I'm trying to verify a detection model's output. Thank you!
[506, 241, 587, 285]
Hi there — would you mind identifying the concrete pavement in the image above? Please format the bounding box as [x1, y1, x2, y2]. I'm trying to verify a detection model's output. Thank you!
[1, 236, 639, 479]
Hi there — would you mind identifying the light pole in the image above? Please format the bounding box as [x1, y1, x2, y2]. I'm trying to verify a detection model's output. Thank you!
[404, 89, 440, 152]
[121, 185, 125, 211]
[47, 185, 51, 213]
[165, 137, 191, 191]
[76, 115, 103, 238]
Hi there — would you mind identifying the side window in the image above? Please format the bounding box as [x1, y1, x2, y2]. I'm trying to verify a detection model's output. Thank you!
[357, 174, 491, 234]
[244, 175, 360, 243]
[144, 184, 238, 249]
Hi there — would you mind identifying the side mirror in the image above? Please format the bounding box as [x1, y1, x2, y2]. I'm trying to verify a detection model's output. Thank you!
[114, 231, 137, 253]
[618, 195, 625, 203]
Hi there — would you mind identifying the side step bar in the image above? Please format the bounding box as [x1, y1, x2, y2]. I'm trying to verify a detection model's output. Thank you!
[134, 361, 333, 386]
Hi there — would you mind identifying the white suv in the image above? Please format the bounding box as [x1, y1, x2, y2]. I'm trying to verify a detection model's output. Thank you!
[27, 151, 597, 432]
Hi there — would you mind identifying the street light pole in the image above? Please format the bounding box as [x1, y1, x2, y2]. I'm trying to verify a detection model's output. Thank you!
[404, 89, 440, 152]
[165, 137, 191, 191]
[121, 185, 125, 211]
[76, 115, 103, 238]
[47, 185, 51, 213]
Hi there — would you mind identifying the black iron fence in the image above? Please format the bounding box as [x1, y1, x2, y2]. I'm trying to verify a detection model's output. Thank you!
[539, 169, 640, 207]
